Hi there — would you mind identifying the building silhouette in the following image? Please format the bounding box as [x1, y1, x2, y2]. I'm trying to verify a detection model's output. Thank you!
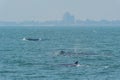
[62, 12, 75, 25]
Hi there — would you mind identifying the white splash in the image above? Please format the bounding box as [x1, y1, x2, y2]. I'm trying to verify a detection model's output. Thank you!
[22, 37, 26, 41]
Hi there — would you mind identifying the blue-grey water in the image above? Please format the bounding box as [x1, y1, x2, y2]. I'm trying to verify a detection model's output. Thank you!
[0, 26, 120, 80]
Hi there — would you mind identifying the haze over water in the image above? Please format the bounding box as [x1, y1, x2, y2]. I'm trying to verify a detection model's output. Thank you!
[0, 26, 120, 80]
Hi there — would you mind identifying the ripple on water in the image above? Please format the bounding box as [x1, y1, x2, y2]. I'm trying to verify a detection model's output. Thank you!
[0, 49, 13, 52]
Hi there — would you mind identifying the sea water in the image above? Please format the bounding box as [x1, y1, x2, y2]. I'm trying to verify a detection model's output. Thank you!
[0, 26, 120, 80]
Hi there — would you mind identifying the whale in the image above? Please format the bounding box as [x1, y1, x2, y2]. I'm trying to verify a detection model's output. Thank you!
[57, 50, 97, 56]
[22, 37, 49, 41]
[60, 61, 80, 67]
[22, 37, 41, 41]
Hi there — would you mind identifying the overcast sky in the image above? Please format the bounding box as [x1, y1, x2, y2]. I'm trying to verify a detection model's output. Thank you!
[0, 0, 120, 21]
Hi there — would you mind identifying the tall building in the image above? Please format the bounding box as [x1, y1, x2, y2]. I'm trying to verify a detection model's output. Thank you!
[62, 12, 75, 25]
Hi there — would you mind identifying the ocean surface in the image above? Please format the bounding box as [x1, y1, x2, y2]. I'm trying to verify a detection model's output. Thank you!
[0, 26, 120, 80]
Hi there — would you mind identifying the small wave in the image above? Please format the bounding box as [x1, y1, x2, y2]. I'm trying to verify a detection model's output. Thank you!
[58, 63, 81, 67]
[100, 49, 113, 53]
[0, 70, 18, 73]
[24, 75, 47, 78]
[104, 66, 109, 69]
[0, 49, 13, 52]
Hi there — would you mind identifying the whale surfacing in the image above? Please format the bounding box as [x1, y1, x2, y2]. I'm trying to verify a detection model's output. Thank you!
[58, 50, 97, 56]
[22, 37, 41, 41]
[60, 61, 80, 67]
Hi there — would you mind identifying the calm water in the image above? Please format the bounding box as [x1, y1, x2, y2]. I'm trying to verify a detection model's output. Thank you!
[0, 26, 120, 80]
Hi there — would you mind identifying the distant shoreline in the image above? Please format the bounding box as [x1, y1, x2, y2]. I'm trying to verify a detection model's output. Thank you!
[0, 25, 120, 27]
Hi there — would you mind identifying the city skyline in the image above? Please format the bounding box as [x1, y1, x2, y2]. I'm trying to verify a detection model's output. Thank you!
[0, 0, 120, 21]
[0, 12, 120, 26]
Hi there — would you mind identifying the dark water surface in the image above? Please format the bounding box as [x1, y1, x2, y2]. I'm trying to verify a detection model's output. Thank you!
[0, 26, 120, 80]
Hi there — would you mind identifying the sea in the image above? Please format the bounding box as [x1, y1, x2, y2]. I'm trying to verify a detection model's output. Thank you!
[0, 26, 120, 80]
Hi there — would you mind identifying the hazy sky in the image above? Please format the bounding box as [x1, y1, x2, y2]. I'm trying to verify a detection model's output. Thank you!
[0, 0, 120, 21]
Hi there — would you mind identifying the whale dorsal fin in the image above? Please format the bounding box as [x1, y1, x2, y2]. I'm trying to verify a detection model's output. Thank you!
[74, 61, 78, 65]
